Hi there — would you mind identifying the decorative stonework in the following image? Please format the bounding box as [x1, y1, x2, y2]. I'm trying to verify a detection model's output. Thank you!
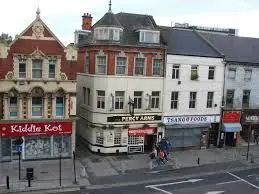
[65, 44, 78, 61]
[5, 72, 14, 80]
[60, 72, 67, 80]
[0, 42, 9, 59]
[30, 48, 45, 58]
[32, 21, 44, 39]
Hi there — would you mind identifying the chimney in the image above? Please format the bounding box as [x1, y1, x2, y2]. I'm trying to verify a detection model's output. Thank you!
[82, 13, 93, 31]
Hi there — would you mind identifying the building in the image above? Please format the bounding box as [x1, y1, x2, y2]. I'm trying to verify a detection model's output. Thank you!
[201, 32, 259, 146]
[0, 9, 83, 161]
[160, 26, 225, 149]
[77, 3, 166, 154]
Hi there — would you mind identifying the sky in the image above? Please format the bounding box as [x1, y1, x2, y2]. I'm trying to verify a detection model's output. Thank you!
[1, 0, 259, 45]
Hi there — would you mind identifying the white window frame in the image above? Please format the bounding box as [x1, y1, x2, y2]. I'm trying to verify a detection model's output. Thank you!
[191, 65, 199, 80]
[242, 90, 250, 108]
[208, 66, 215, 80]
[18, 58, 26, 79]
[94, 27, 122, 41]
[228, 68, 236, 79]
[172, 64, 180, 79]
[31, 96, 43, 118]
[116, 56, 127, 75]
[56, 96, 64, 117]
[151, 91, 160, 109]
[206, 92, 214, 108]
[134, 56, 146, 76]
[134, 91, 142, 109]
[9, 97, 18, 118]
[97, 90, 105, 109]
[139, 30, 160, 44]
[171, 91, 178, 109]
[96, 54, 107, 74]
[96, 131, 104, 145]
[244, 69, 252, 80]
[152, 58, 162, 76]
[189, 92, 197, 109]
[48, 60, 56, 79]
[114, 132, 121, 145]
[115, 91, 124, 109]
[32, 59, 43, 79]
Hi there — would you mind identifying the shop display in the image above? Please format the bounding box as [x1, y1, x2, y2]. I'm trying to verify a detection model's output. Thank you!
[25, 137, 51, 159]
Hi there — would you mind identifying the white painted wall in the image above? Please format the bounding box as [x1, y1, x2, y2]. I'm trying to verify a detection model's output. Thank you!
[163, 55, 224, 116]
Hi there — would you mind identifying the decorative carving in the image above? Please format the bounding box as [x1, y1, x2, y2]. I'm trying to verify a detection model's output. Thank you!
[32, 21, 44, 39]
[137, 52, 144, 58]
[30, 48, 45, 59]
[60, 73, 67, 80]
[5, 72, 14, 80]
[118, 51, 126, 57]
[30, 87, 44, 96]
[98, 49, 105, 56]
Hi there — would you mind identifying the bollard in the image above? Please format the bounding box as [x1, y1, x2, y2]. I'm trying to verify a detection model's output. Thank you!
[6, 176, 9, 189]
[197, 157, 200, 165]
[28, 177, 31, 187]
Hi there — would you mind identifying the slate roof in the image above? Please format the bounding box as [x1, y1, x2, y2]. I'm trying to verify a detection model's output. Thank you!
[199, 32, 259, 63]
[94, 12, 122, 28]
[159, 26, 221, 58]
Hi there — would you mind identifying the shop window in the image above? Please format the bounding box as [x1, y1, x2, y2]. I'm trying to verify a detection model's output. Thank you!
[189, 92, 197, 108]
[226, 89, 234, 108]
[134, 91, 142, 109]
[32, 59, 43, 79]
[96, 131, 104, 144]
[114, 132, 121, 145]
[1, 138, 11, 160]
[207, 92, 214, 108]
[116, 57, 127, 75]
[228, 68, 236, 79]
[171, 91, 178, 109]
[19, 58, 26, 78]
[32, 97, 43, 117]
[9, 97, 18, 118]
[208, 66, 215, 80]
[48, 60, 56, 78]
[115, 91, 124, 109]
[53, 135, 71, 157]
[25, 136, 51, 159]
[56, 97, 64, 117]
[96, 56, 107, 74]
[134, 58, 145, 75]
[97, 90, 105, 109]
[153, 59, 162, 76]
[128, 136, 144, 145]
[242, 90, 250, 108]
[172, 64, 180, 79]
[151, 91, 160, 109]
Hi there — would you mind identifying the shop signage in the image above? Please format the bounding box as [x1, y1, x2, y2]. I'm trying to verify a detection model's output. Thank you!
[222, 111, 241, 123]
[0, 122, 72, 137]
[242, 109, 259, 124]
[163, 115, 220, 125]
[128, 127, 157, 136]
[107, 115, 162, 122]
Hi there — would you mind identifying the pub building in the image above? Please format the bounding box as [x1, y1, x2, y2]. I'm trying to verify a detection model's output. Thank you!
[163, 115, 220, 149]
[241, 109, 259, 143]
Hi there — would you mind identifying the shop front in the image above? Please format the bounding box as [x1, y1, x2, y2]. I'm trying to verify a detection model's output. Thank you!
[241, 109, 259, 143]
[163, 115, 220, 149]
[0, 121, 74, 161]
[219, 111, 242, 147]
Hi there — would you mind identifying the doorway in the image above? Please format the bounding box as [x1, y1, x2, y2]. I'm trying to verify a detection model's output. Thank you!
[225, 132, 235, 146]
[11, 139, 20, 160]
[144, 135, 156, 151]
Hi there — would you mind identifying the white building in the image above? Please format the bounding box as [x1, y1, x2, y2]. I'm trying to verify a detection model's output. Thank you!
[160, 27, 225, 149]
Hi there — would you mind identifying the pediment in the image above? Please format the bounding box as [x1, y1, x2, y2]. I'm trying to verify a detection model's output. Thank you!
[30, 48, 45, 58]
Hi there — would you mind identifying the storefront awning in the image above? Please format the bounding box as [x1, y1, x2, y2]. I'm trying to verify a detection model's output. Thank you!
[223, 123, 242, 132]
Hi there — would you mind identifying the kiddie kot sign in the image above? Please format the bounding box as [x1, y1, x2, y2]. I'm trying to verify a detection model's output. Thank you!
[0, 122, 72, 137]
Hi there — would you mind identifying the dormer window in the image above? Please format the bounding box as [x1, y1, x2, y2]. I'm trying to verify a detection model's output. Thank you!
[94, 27, 122, 41]
[139, 30, 160, 44]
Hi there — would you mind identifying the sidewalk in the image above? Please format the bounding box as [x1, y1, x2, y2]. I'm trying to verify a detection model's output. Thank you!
[0, 158, 90, 193]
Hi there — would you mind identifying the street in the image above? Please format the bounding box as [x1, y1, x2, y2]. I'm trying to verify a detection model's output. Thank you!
[60, 167, 259, 194]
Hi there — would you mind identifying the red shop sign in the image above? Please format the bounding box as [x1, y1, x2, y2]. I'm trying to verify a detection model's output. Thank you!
[128, 127, 157, 136]
[222, 111, 241, 123]
[0, 122, 72, 137]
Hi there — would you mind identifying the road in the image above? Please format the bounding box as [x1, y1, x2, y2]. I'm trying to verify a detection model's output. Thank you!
[60, 167, 259, 194]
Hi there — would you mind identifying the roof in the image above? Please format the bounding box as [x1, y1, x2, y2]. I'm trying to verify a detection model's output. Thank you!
[94, 12, 122, 28]
[159, 26, 221, 58]
[200, 32, 259, 63]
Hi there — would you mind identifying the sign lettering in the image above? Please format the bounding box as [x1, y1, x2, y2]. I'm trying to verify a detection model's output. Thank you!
[128, 127, 157, 136]
[222, 111, 241, 123]
[107, 115, 161, 122]
[163, 115, 220, 125]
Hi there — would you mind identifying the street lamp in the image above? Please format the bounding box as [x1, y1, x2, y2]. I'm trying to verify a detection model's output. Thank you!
[128, 97, 134, 116]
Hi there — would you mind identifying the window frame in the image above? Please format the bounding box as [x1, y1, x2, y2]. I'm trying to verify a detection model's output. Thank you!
[97, 90, 105, 109]
[134, 57, 146, 76]
[56, 96, 64, 117]
[206, 92, 214, 108]
[116, 56, 127, 75]
[9, 97, 18, 118]
[151, 91, 160, 109]
[208, 66, 215, 80]
[228, 68, 236, 79]
[242, 89, 250, 108]
[226, 89, 235, 108]
[18, 59, 26, 79]
[96, 55, 107, 74]
[139, 30, 160, 44]
[244, 69, 252, 80]
[94, 27, 122, 41]
[172, 64, 180, 79]
[96, 131, 104, 145]
[32, 59, 43, 79]
[31, 96, 43, 118]
[152, 58, 162, 76]
[48, 60, 56, 79]
[189, 92, 197, 109]
[134, 91, 142, 109]
[115, 91, 124, 110]
[114, 132, 121, 145]
[171, 91, 178, 109]
[191, 65, 199, 80]
[85, 53, 89, 73]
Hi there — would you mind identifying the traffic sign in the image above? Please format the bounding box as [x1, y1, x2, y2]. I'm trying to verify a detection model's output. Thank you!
[16, 145, 22, 152]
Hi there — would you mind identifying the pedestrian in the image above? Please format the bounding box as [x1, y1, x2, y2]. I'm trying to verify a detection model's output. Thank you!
[255, 134, 259, 145]
[158, 150, 165, 165]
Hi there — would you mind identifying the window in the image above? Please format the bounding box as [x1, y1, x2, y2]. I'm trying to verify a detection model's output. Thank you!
[191, 65, 199, 80]
[135, 58, 145, 75]
[208, 66, 215, 80]
[32, 97, 43, 117]
[56, 97, 64, 117]
[32, 59, 43, 79]
[96, 131, 104, 145]
[242, 90, 250, 108]
[153, 59, 162, 76]
[97, 90, 105, 109]
[139, 31, 160, 43]
[151, 91, 160, 109]
[172, 64, 180, 79]
[228, 68, 236, 79]
[85, 54, 89, 73]
[48, 60, 56, 78]
[171, 92, 178, 109]
[244, 69, 252, 80]
[83, 87, 86, 104]
[189, 92, 197, 108]
[128, 136, 144, 145]
[9, 97, 18, 118]
[207, 92, 214, 108]
[114, 132, 121, 145]
[96, 56, 107, 74]
[19, 59, 26, 78]
[116, 57, 127, 75]
[226, 89, 235, 108]
[94, 27, 121, 41]
[87, 88, 90, 105]
[115, 91, 124, 109]
[134, 91, 142, 109]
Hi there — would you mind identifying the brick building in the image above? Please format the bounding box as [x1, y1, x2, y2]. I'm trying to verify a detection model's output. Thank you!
[76, 3, 166, 153]
[0, 9, 84, 161]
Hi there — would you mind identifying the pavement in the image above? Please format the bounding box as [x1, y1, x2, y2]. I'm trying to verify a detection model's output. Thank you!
[1, 140, 259, 193]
